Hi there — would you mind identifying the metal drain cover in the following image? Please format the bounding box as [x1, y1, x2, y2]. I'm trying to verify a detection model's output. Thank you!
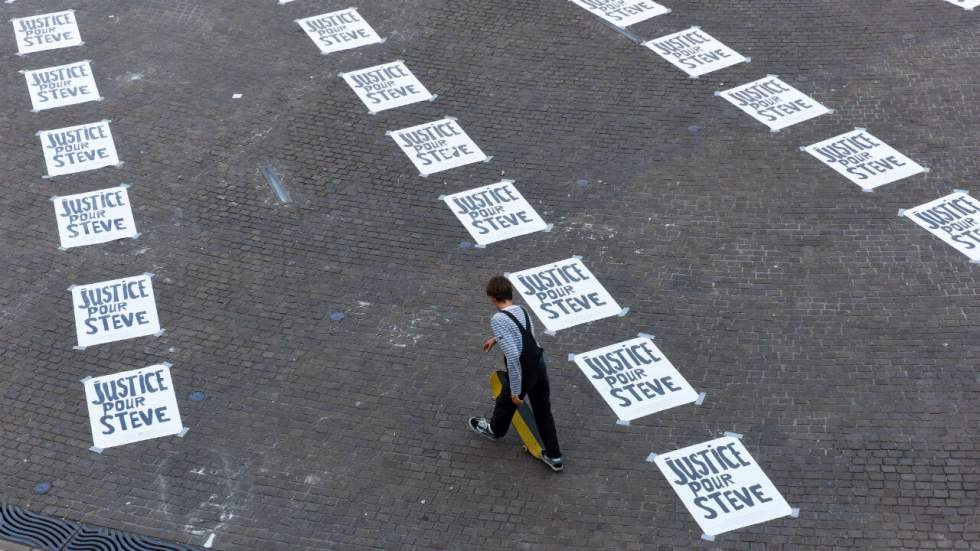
[0, 504, 76, 550]
[1, 503, 200, 551]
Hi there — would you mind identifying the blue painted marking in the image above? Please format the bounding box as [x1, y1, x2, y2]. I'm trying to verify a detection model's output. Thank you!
[261, 165, 291, 204]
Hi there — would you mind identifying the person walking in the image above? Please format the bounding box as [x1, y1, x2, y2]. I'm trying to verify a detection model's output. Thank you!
[469, 275, 563, 472]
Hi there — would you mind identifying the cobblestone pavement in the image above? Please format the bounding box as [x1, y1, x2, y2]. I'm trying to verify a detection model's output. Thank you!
[1, 1, 978, 549]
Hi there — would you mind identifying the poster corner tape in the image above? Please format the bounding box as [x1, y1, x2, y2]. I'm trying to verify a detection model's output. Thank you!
[645, 452, 657, 463]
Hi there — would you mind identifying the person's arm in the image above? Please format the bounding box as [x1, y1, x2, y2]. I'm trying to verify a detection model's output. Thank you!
[490, 314, 522, 397]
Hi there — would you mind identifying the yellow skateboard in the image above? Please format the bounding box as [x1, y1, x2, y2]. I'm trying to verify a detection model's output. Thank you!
[489, 370, 544, 459]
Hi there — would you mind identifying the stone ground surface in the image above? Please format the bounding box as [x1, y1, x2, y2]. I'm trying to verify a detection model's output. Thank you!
[1, 0, 979, 549]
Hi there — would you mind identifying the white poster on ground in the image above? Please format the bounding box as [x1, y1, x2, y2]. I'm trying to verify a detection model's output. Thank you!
[390, 117, 488, 176]
[645, 28, 745, 78]
[508, 257, 622, 333]
[297, 9, 383, 54]
[341, 60, 435, 113]
[53, 185, 138, 249]
[71, 274, 161, 348]
[12, 10, 83, 55]
[719, 76, 830, 132]
[904, 191, 980, 262]
[574, 336, 698, 421]
[943, 0, 980, 9]
[569, 0, 670, 28]
[804, 129, 925, 191]
[654, 436, 793, 537]
[443, 180, 548, 245]
[24, 60, 101, 112]
[84, 364, 184, 450]
[39, 121, 120, 177]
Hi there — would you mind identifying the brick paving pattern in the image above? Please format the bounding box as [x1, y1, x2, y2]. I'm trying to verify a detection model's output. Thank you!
[0, 0, 978, 549]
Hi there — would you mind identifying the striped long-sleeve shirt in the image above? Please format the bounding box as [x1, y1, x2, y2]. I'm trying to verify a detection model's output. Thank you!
[490, 305, 535, 396]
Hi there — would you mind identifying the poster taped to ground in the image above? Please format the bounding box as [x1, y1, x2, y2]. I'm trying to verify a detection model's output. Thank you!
[53, 185, 138, 249]
[904, 191, 980, 263]
[297, 9, 383, 54]
[573, 336, 699, 421]
[84, 364, 184, 450]
[39, 120, 120, 177]
[804, 129, 925, 191]
[569, 0, 670, 28]
[719, 76, 830, 132]
[71, 273, 161, 348]
[24, 60, 101, 111]
[645, 28, 745, 78]
[390, 117, 488, 176]
[12, 10, 83, 55]
[341, 60, 435, 113]
[442, 180, 548, 246]
[508, 257, 623, 333]
[653, 436, 794, 537]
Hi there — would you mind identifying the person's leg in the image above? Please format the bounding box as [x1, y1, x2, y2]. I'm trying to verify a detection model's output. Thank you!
[489, 371, 519, 437]
[526, 373, 561, 459]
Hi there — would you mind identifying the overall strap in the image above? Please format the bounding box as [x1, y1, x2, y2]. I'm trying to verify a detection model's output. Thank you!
[500, 308, 531, 339]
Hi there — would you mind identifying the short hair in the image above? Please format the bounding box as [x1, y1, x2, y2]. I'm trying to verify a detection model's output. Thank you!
[486, 275, 513, 302]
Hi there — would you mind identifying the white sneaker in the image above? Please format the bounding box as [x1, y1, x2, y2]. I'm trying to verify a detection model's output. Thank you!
[468, 417, 497, 440]
[541, 454, 564, 473]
